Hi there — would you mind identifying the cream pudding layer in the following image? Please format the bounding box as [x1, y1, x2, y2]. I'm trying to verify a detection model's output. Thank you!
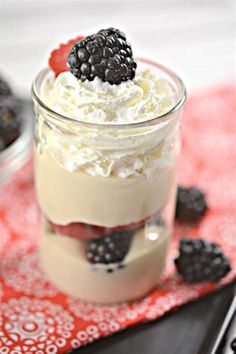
[40, 224, 169, 304]
[35, 148, 177, 227]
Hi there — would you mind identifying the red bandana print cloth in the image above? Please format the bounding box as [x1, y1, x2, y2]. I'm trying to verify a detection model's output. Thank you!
[0, 84, 236, 353]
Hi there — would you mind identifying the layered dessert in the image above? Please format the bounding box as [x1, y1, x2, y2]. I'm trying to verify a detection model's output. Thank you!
[33, 27, 186, 303]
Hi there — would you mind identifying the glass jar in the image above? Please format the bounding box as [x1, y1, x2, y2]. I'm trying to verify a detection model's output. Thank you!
[32, 59, 186, 304]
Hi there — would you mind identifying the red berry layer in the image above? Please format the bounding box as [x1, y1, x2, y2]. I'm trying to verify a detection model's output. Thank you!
[48, 218, 146, 241]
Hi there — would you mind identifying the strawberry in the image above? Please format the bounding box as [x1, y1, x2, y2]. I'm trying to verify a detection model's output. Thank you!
[49, 220, 105, 241]
[48, 217, 147, 241]
[49, 35, 84, 76]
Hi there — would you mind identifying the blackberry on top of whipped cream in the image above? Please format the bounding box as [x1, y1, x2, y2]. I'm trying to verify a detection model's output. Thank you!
[67, 27, 136, 84]
[43, 27, 175, 125]
[33, 28, 186, 303]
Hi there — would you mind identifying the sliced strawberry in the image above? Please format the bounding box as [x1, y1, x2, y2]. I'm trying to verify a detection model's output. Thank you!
[49, 221, 105, 241]
[48, 216, 148, 241]
[48, 212, 162, 241]
[49, 35, 84, 76]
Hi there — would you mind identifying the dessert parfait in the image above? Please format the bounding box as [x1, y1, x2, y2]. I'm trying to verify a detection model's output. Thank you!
[32, 28, 186, 304]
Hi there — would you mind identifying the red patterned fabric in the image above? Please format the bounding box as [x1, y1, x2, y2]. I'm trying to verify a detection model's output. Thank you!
[0, 84, 236, 353]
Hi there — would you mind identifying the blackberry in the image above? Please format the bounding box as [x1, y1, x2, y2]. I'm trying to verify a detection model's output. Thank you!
[175, 239, 231, 283]
[67, 27, 137, 85]
[175, 186, 208, 223]
[0, 76, 12, 96]
[0, 97, 22, 147]
[86, 230, 133, 264]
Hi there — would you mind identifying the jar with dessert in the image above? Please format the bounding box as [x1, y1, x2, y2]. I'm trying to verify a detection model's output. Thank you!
[32, 28, 186, 304]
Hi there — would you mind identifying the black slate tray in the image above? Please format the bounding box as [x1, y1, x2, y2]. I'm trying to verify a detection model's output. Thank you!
[69, 282, 235, 354]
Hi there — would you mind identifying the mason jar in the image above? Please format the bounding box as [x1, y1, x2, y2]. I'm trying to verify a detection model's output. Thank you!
[32, 59, 186, 304]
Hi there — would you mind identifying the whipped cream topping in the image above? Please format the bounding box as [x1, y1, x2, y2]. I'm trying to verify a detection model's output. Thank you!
[37, 115, 179, 179]
[42, 67, 175, 124]
[38, 65, 179, 179]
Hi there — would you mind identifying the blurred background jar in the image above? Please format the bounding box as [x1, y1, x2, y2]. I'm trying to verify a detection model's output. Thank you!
[0, 78, 33, 187]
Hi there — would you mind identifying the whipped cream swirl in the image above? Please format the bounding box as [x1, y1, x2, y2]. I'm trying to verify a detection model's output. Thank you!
[42, 67, 175, 124]
[38, 66, 179, 179]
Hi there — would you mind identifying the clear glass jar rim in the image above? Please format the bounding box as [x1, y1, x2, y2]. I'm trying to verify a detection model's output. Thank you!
[32, 58, 187, 129]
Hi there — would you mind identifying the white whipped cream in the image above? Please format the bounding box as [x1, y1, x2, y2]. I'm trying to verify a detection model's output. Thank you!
[38, 65, 179, 179]
[42, 67, 175, 124]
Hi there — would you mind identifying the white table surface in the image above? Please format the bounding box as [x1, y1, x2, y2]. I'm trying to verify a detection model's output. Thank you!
[0, 0, 235, 98]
